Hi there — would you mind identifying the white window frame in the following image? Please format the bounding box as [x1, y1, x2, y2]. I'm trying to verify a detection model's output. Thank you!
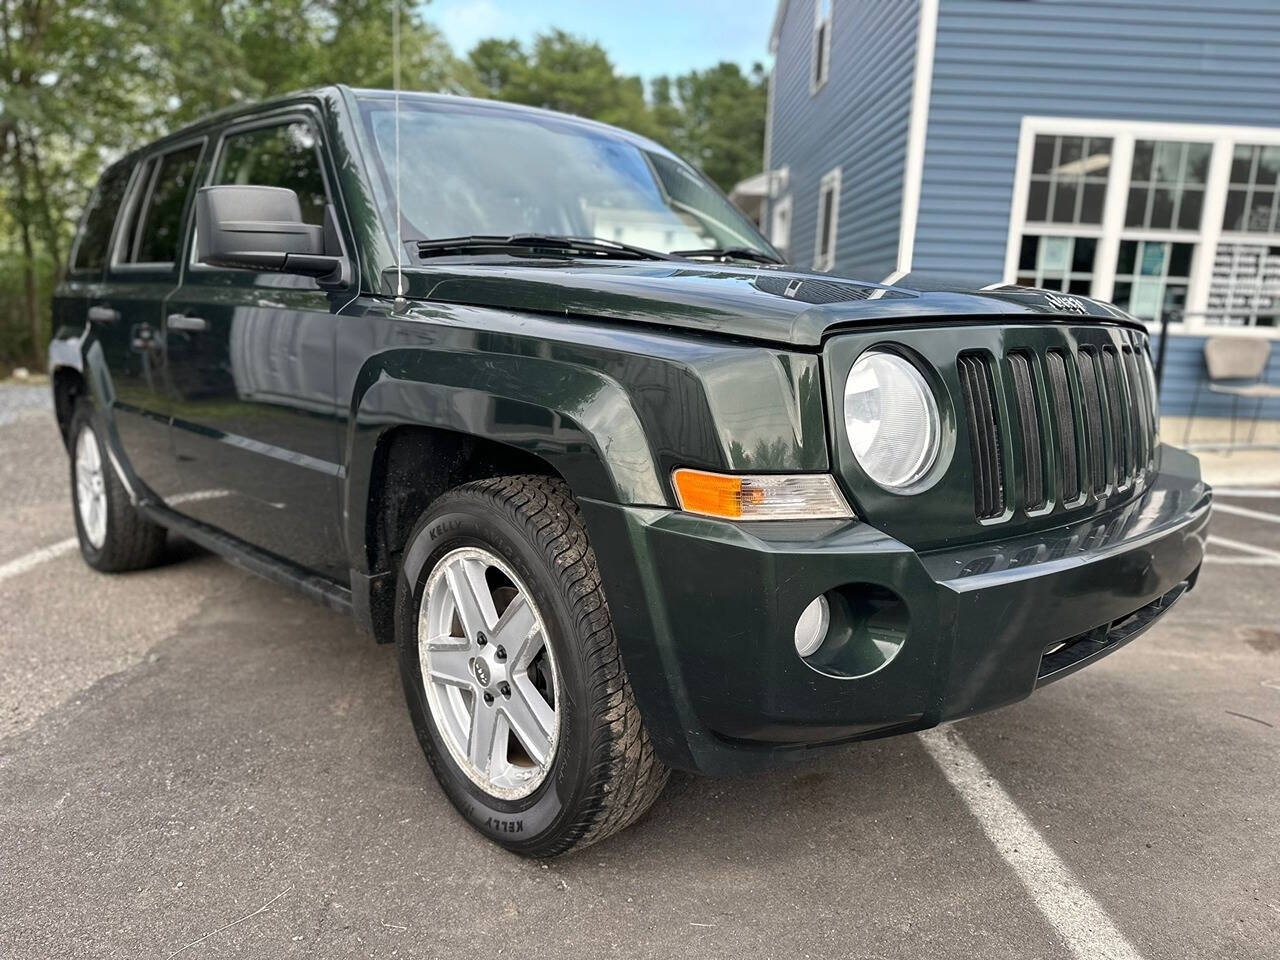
[770, 193, 793, 257]
[814, 166, 841, 271]
[1005, 116, 1280, 339]
[810, 0, 832, 94]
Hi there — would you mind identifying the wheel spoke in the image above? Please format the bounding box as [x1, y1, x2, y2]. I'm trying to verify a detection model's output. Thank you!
[467, 698, 501, 776]
[503, 676, 554, 767]
[444, 558, 498, 639]
[493, 593, 539, 668]
[425, 644, 474, 690]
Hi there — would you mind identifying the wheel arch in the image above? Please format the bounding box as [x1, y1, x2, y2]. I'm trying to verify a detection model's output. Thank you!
[344, 350, 668, 642]
[52, 365, 88, 448]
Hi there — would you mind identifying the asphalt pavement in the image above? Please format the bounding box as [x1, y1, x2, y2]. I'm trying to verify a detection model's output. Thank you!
[1, 384, 1278, 959]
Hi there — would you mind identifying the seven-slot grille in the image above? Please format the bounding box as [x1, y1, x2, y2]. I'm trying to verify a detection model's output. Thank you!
[956, 333, 1158, 520]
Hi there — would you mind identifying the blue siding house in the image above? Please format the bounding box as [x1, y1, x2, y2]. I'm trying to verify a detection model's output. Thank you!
[762, 0, 1280, 419]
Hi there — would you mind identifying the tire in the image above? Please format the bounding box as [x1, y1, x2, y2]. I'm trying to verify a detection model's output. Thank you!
[395, 475, 668, 857]
[68, 401, 167, 573]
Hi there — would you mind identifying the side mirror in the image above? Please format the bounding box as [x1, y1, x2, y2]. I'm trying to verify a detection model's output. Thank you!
[195, 185, 350, 287]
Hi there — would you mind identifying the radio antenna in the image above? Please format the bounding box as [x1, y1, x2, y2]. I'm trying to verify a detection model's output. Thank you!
[393, 1, 406, 309]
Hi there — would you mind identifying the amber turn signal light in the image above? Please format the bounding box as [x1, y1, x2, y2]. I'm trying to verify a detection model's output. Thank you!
[671, 468, 853, 521]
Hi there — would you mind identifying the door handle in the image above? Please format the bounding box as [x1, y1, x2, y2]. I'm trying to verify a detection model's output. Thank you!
[166, 313, 208, 333]
[87, 305, 120, 324]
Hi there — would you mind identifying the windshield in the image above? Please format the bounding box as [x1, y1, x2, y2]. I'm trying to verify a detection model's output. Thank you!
[358, 98, 775, 260]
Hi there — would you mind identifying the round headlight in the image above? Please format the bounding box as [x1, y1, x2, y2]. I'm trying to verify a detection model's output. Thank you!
[844, 350, 940, 491]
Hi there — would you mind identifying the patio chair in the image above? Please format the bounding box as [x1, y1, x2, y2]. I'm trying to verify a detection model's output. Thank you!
[1183, 337, 1280, 445]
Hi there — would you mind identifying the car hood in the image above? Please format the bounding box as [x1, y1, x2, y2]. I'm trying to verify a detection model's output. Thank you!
[392, 261, 1141, 348]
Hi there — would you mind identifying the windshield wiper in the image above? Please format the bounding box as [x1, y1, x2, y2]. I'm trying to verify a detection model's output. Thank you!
[670, 246, 783, 265]
[416, 234, 674, 261]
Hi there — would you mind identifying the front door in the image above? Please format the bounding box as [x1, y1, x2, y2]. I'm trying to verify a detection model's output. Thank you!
[96, 140, 206, 501]
[165, 113, 349, 580]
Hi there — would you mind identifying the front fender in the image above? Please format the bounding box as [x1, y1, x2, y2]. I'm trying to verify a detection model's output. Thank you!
[343, 347, 666, 571]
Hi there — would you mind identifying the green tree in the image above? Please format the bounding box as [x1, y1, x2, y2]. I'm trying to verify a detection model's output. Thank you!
[0, 0, 473, 367]
[150, 0, 476, 128]
[1, 0, 160, 366]
[466, 30, 658, 139]
[652, 62, 768, 192]
[465, 32, 768, 193]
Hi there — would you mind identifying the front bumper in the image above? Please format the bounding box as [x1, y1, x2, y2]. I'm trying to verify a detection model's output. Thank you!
[580, 446, 1210, 775]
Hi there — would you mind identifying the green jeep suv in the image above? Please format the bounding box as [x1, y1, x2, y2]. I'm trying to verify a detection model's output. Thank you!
[50, 87, 1210, 856]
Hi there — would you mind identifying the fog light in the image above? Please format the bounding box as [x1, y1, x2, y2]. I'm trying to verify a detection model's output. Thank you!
[794, 594, 831, 658]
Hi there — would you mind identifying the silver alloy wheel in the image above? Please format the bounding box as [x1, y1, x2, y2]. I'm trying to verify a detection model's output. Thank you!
[419, 546, 561, 800]
[75, 424, 108, 550]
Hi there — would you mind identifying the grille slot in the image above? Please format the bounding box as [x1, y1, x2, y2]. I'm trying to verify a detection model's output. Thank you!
[1122, 346, 1147, 473]
[1127, 344, 1157, 469]
[1006, 353, 1045, 510]
[1076, 349, 1108, 495]
[1139, 348, 1159, 453]
[1100, 347, 1131, 489]
[1045, 350, 1080, 503]
[957, 353, 1005, 519]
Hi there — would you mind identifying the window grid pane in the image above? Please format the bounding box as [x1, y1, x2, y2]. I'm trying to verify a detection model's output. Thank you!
[1125, 140, 1210, 232]
[1015, 234, 1096, 294]
[1025, 135, 1112, 226]
[1223, 144, 1280, 234]
[1112, 239, 1195, 323]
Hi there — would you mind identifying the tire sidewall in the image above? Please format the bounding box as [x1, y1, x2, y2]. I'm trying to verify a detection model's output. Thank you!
[395, 494, 594, 853]
[68, 406, 112, 569]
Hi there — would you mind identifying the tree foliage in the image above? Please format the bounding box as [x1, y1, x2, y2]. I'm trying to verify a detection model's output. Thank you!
[0, 4, 767, 368]
[466, 31, 769, 191]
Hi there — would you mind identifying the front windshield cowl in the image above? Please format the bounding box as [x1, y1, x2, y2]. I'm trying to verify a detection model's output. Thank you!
[359, 96, 779, 264]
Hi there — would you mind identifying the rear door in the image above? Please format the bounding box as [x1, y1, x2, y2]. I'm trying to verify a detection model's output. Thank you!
[95, 139, 206, 500]
[56, 159, 133, 373]
[165, 110, 350, 579]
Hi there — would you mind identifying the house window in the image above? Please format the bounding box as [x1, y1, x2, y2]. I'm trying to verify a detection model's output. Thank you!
[770, 194, 792, 258]
[1125, 140, 1211, 231]
[811, 0, 831, 93]
[1008, 120, 1280, 337]
[814, 167, 840, 271]
[1224, 144, 1280, 234]
[1111, 240, 1194, 323]
[1017, 235, 1097, 294]
[1025, 135, 1112, 225]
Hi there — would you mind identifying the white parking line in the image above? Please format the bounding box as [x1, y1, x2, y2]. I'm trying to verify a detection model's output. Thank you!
[920, 727, 1144, 960]
[1204, 556, 1280, 566]
[1212, 488, 1280, 498]
[0, 538, 78, 585]
[0, 490, 231, 587]
[1213, 502, 1280, 525]
[1207, 535, 1280, 560]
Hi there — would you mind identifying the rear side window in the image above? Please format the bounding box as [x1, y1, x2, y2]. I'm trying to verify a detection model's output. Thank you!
[72, 163, 133, 273]
[214, 121, 328, 224]
[131, 142, 203, 264]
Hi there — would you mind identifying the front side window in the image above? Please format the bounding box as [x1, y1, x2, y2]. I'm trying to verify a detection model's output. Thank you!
[814, 167, 841, 271]
[72, 163, 133, 273]
[214, 121, 328, 224]
[1111, 240, 1194, 322]
[1125, 139, 1211, 231]
[358, 100, 771, 258]
[1224, 144, 1280, 234]
[130, 143, 203, 264]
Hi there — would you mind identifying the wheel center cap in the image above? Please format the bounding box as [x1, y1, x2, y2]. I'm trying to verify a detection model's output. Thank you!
[473, 658, 491, 687]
